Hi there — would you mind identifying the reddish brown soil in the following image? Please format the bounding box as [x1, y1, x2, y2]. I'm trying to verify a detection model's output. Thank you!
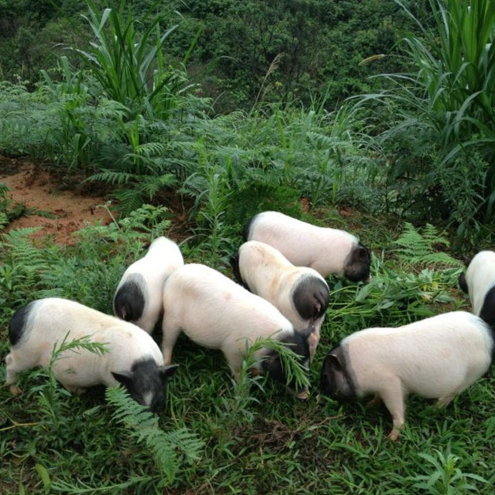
[0, 157, 112, 245]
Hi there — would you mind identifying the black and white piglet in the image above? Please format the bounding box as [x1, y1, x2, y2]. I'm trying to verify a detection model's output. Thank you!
[459, 250, 495, 327]
[243, 211, 371, 282]
[114, 236, 184, 333]
[319, 311, 494, 440]
[5, 298, 178, 412]
[231, 240, 329, 359]
[161, 263, 313, 397]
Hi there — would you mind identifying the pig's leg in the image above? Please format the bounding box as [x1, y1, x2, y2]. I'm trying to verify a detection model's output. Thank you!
[366, 394, 382, 408]
[308, 319, 323, 361]
[5, 352, 23, 395]
[436, 394, 455, 408]
[223, 346, 244, 383]
[378, 378, 405, 441]
[161, 321, 181, 366]
[64, 385, 87, 395]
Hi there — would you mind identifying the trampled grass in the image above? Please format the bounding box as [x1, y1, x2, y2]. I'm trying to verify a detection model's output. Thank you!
[1, 207, 494, 494]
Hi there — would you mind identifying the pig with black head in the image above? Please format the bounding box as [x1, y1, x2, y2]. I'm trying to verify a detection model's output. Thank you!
[161, 263, 313, 397]
[243, 211, 371, 283]
[459, 251, 495, 327]
[6, 298, 178, 413]
[231, 240, 329, 360]
[320, 311, 494, 440]
[114, 236, 184, 333]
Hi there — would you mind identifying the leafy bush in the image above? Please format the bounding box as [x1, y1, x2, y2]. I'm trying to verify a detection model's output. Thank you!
[350, 0, 495, 243]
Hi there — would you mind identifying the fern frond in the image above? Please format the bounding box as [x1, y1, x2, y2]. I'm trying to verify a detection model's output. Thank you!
[135, 142, 168, 157]
[87, 170, 135, 186]
[106, 387, 204, 485]
[393, 223, 462, 267]
[139, 174, 177, 197]
[112, 188, 145, 216]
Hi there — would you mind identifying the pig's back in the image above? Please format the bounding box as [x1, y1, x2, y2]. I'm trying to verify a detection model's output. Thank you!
[248, 211, 356, 274]
[163, 264, 293, 348]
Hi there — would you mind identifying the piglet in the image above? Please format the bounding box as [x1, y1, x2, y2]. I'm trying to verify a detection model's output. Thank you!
[459, 251, 495, 327]
[162, 263, 313, 397]
[231, 240, 329, 360]
[319, 311, 494, 440]
[5, 298, 178, 412]
[243, 211, 371, 282]
[114, 236, 184, 333]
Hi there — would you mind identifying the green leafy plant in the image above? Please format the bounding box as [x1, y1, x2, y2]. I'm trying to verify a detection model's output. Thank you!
[31, 334, 109, 437]
[393, 223, 463, 267]
[0, 182, 27, 230]
[0, 227, 56, 308]
[410, 447, 487, 494]
[72, 0, 197, 120]
[351, 0, 495, 239]
[104, 386, 203, 488]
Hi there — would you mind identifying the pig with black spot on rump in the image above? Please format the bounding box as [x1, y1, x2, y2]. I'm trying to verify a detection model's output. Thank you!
[114, 236, 184, 333]
[319, 311, 494, 440]
[231, 240, 329, 360]
[161, 263, 313, 397]
[5, 298, 178, 413]
[459, 251, 495, 327]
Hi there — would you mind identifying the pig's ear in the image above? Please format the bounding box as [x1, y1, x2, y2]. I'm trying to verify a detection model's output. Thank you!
[357, 246, 369, 259]
[327, 352, 343, 371]
[161, 364, 179, 379]
[112, 371, 133, 388]
[462, 255, 472, 267]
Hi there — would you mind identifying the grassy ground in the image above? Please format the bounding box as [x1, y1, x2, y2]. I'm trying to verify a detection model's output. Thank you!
[1, 205, 494, 494]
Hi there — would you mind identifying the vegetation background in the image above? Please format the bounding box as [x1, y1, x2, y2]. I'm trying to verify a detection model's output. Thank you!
[1, 0, 495, 493]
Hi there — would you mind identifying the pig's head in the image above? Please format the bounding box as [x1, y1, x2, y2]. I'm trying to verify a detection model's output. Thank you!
[319, 346, 356, 400]
[261, 329, 312, 397]
[112, 358, 179, 413]
[343, 242, 371, 283]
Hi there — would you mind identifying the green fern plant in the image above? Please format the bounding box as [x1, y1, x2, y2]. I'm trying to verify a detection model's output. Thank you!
[393, 223, 463, 267]
[87, 115, 181, 215]
[212, 333, 311, 447]
[0, 227, 57, 307]
[0, 183, 28, 230]
[90, 171, 177, 216]
[105, 386, 204, 486]
[22, 335, 110, 453]
[34, 335, 108, 426]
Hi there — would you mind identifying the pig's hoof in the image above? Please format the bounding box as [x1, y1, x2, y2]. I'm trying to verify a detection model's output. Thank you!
[297, 390, 310, 400]
[9, 385, 22, 396]
[388, 429, 400, 441]
[66, 386, 86, 395]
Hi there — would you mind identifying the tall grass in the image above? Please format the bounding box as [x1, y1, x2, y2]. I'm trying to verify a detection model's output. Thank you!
[349, 0, 495, 243]
[73, 0, 198, 120]
[399, 0, 495, 144]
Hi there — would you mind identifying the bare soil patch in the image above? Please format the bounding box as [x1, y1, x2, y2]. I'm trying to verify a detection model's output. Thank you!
[0, 157, 112, 245]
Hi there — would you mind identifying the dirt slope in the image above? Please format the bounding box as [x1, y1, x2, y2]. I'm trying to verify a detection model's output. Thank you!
[0, 157, 112, 245]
